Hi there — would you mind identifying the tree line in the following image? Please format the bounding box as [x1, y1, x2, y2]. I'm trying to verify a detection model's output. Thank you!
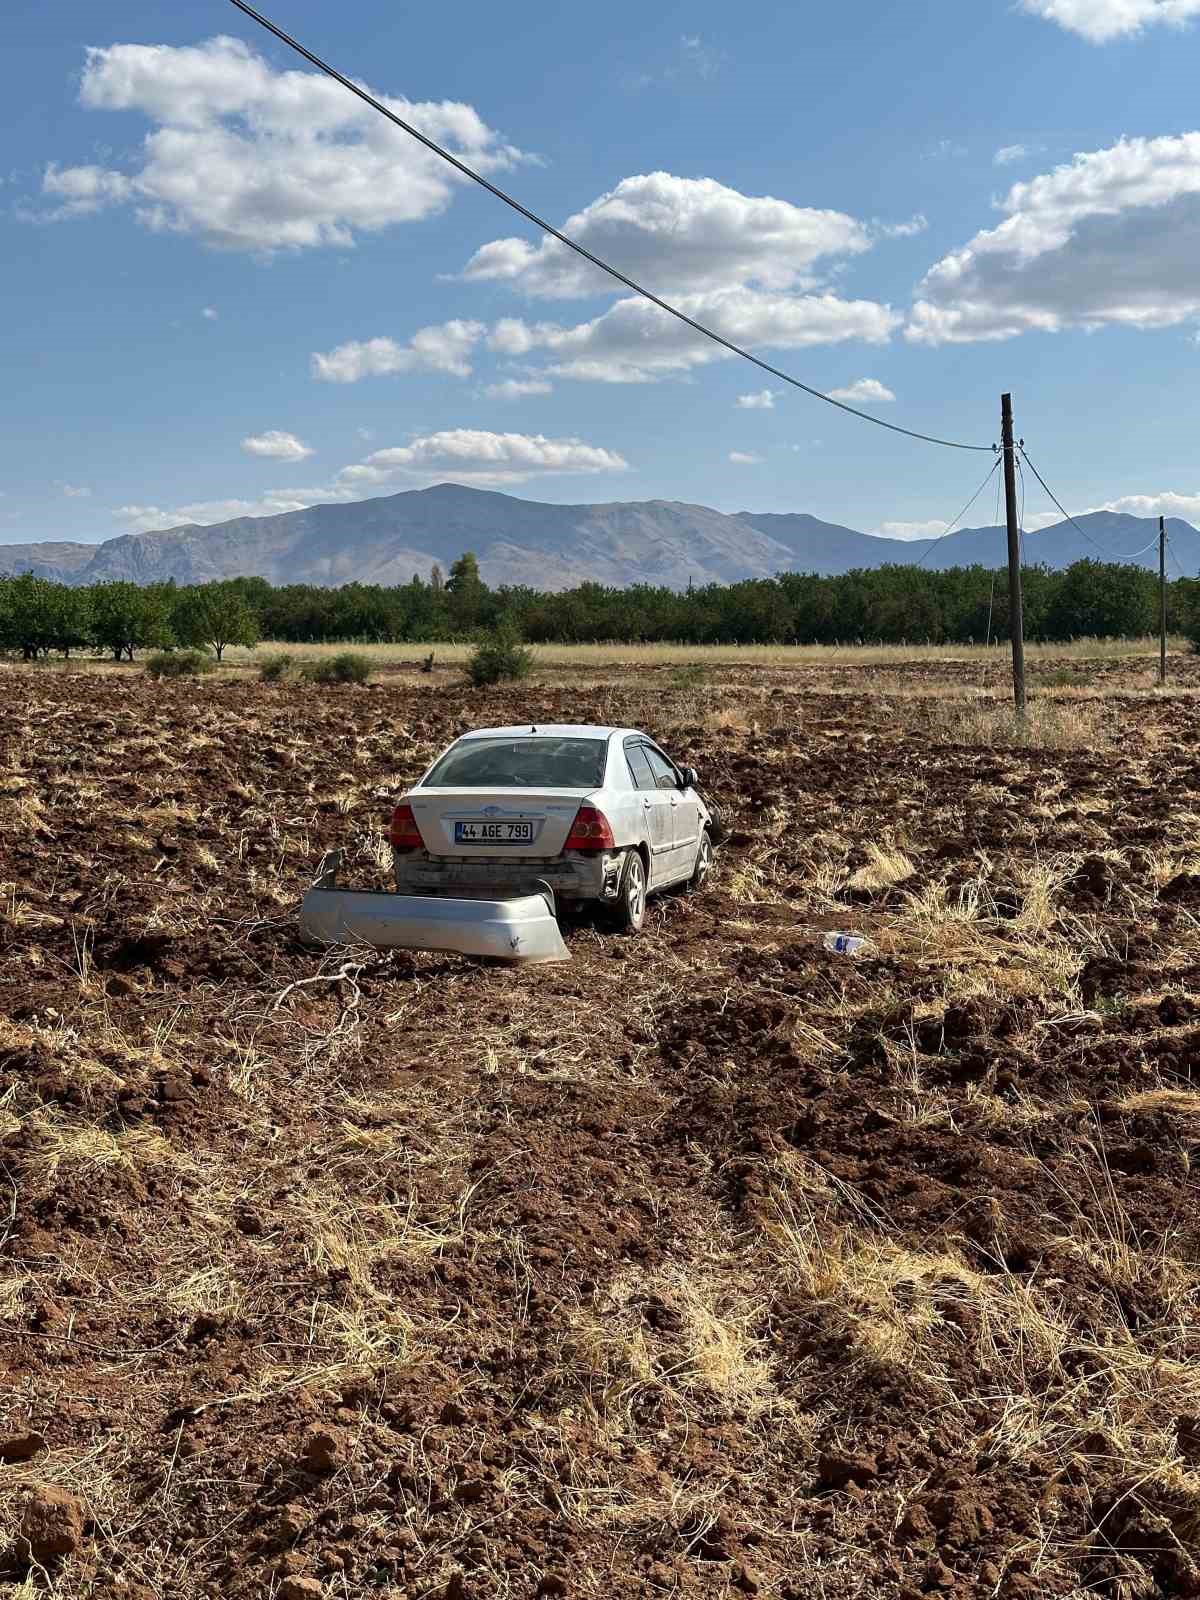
[2, 551, 1198, 658]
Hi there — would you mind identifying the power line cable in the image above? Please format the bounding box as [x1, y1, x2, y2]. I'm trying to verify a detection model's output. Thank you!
[227, 0, 994, 455]
[1017, 452, 1027, 567]
[1018, 447, 1164, 562]
[1166, 536, 1190, 581]
[911, 456, 1002, 569]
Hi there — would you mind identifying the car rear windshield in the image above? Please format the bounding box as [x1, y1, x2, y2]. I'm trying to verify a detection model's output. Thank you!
[423, 737, 608, 789]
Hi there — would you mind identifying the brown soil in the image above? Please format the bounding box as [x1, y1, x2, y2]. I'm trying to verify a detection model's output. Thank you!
[1, 661, 1199, 1598]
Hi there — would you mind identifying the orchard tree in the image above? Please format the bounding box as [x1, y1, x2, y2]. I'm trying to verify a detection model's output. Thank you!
[90, 581, 174, 660]
[173, 581, 260, 660]
[447, 550, 488, 632]
[2, 574, 59, 658]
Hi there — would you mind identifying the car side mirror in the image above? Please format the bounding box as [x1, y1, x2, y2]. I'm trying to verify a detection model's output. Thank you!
[680, 766, 699, 789]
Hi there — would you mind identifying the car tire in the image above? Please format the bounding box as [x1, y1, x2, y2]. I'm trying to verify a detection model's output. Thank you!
[609, 849, 646, 934]
[687, 828, 713, 894]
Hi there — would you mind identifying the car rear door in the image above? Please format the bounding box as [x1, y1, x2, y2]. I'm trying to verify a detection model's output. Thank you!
[624, 740, 674, 886]
[655, 743, 701, 872]
[640, 744, 690, 881]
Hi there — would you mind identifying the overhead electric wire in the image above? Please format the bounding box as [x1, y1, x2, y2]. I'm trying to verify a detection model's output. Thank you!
[911, 456, 1002, 569]
[1166, 536, 1190, 581]
[1019, 446, 1164, 562]
[1016, 452, 1027, 567]
[227, 0, 994, 455]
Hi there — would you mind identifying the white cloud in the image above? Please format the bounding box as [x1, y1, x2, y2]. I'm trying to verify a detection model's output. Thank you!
[728, 451, 762, 465]
[877, 213, 929, 238]
[1095, 490, 1200, 523]
[1020, 0, 1200, 40]
[341, 430, 628, 487]
[826, 377, 896, 404]
[240, 430, 314, 462]
[994, 144, 1029, 166]
[874, 519, 947, 540]
[736, 389, 777, 409]
[482, 377, 554, 400]
[111, 425, 628, 531]
[60, 484, 92, 499]
[39, 36, 526, 252]
[492, 288, 898, 385]
[909, 133, 1200, 344]
[461, 171, 872, 299]
[202, 305, 218, 320]
[312, 320, 485, 382]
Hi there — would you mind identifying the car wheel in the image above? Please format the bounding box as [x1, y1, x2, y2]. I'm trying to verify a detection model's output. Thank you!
[609, 850, 646, 934]
[687, 828, 713, 893]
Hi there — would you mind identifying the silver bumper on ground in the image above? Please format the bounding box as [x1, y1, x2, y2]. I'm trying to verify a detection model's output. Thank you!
[299, 851, 570, 963]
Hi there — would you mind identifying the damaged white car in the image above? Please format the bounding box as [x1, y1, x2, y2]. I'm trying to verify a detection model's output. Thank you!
[301, 724, 721, 962]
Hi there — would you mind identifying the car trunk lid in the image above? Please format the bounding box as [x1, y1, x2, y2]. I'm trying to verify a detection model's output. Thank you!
[407, 789, 590, 858]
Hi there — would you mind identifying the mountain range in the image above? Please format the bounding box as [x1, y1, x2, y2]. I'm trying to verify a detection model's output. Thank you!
[3, 484, 1195, 590]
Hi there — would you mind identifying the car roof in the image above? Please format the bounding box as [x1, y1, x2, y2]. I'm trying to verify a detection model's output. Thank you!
[457, 724, 636, 742]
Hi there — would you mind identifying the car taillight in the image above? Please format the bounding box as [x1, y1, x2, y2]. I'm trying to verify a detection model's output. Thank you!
[565, 804, 615, 852]
[388, 802, 423, 852]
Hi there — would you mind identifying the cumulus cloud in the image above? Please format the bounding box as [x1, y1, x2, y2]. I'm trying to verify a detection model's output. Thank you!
[728, 451, 762, 465]
[38, 36, 526, 252]
[113, 492, 317, 531]
[482, 377, 554, 400]
[312, 320, 485, 382]
[491, 288, 898, 385]
[341, 430, 628, 488]
[111, 425, 627, 530]
[826, 377, 896, 403]
[60, 484, 92, 498]
[1095, 490, 1200, 523]
[908, 133, 1200, 344]
[1020, 0, 1200, 40]
[994, 144, 1029, 166]
[873, 519, 947, 540]
[736, 390, 776, 409]
[240, 430, 314, 462]
[461, 172, 872, 299]
[877, 213, 929, 238]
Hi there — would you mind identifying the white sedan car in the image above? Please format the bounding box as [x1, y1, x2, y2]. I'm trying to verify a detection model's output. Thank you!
[387, 723, 719, 932]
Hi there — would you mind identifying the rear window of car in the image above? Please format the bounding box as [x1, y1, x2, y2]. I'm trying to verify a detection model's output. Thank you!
[423, 737, 608, 789]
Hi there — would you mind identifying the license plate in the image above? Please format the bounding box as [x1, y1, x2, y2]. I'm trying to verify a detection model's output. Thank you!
[454, 820, 535, 844]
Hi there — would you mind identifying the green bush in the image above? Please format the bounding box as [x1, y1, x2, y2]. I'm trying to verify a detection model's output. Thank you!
[145, 648, 214, 680]
[466, 626, 534, 687]
[259, 652, 296, 682]
[301, 651, 373, 684]
[669, 663, 709, 689]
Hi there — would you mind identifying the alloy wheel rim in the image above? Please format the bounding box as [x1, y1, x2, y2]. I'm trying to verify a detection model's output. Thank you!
[629, 860, 645, 921]
[697, 838, 711, 882]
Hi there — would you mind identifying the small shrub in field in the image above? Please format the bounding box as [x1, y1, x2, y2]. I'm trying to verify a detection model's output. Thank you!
[669, 663, 709, 689]
[466, 627, 534, 687]
[301, 652, 372, 685]
[259, 652, 296, 682]
[145, 649, 214, 679]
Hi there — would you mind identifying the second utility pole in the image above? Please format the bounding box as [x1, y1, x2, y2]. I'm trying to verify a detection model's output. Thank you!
[1159, 514, 1168, 687]
[1001, 393, 1026, 717]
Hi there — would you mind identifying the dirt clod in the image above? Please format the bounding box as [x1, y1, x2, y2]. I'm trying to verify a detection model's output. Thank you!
[20, 1484, 86, 1560]
[298, 1424, 346, 1475]
[0, 1432, 45, 1463]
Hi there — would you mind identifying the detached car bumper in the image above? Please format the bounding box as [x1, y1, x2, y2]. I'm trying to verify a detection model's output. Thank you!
[300, 850, 569, 963]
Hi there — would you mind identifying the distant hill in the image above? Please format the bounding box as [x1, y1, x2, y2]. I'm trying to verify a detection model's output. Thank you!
[2, 483, 1196, 590]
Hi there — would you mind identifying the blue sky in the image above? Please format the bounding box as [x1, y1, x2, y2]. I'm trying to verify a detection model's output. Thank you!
[5, 0, 1200, 548]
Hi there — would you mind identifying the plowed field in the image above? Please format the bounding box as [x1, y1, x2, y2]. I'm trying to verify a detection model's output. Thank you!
[3, 659, 1200, 1600]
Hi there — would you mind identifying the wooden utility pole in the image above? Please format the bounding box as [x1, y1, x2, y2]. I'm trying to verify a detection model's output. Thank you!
[1159, 514, 1168, 687]
[1000, 393, 1026, 716]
